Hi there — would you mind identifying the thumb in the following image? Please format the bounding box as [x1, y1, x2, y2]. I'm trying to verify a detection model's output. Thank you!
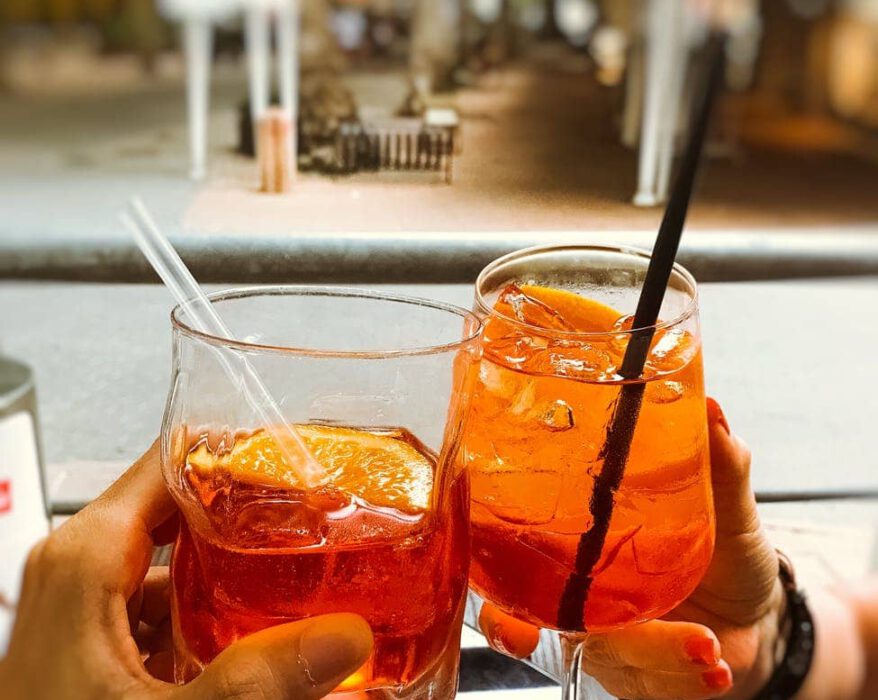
[179, 613, 373, 700]
[706, 397, 760, 541]
[702, 397, 778, 623]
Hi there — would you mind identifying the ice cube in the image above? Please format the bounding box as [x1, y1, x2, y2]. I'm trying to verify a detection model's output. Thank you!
[482, 331, 540, 371]
[652, 328, 685, 357]
[646, 328, 695, 374]
[307, 484, 353, 513]
[510, 380, 537, 416]
[540, 400, 575, 431]
[547, 340, 614, 380]
[479, 361, 508, 395]
[473, 468, 563, 525]
[227, 496, 328, 548]
[591, 524, 643, 577]
[479, 360, 538, 418]
[645, 380, 684, 404]
[609, 313, 635, 357]
[498, 284, 577, 331]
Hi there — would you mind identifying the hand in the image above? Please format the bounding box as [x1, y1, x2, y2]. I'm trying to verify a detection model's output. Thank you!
[479, 398, 783, 700]
[0, 441, 373, 700]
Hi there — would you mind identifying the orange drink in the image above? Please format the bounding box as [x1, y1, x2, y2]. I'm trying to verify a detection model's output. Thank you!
[161, 288, 480, 699]
[170, 426, 468, 689]
[465, 247, 714, 634]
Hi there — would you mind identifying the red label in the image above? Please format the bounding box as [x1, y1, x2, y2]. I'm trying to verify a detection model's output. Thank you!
[0, 480, 10, 514]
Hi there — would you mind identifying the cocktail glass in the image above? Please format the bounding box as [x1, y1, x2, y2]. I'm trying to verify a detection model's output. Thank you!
[465, 245, 715, 699]
[161, 286, 480, 699]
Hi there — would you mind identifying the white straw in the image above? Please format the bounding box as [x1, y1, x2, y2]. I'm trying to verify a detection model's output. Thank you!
[121, 197, 325, 488]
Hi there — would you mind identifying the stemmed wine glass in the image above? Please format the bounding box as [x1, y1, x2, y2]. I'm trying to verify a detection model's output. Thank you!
[464, 245, 715, 699]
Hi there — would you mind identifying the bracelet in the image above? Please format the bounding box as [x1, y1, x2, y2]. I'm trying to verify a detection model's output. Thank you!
[752, 551, 815, 700]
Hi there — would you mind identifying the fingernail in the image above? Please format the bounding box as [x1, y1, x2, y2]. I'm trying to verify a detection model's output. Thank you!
[479, 604, 540, 659]
[703, 665, 733, 690]
[706, 397, 730, 435]
[299, 616, 373, 685]
[684, 636, 719, 666]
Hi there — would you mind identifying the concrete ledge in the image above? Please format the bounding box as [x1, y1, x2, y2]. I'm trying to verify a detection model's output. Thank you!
[3, 228, 878, 283]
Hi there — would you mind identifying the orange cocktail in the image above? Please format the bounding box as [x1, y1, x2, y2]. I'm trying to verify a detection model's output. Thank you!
[171, 426, 468, 689]
[161, 288, 480, 699]
[466, 246, 715, 634]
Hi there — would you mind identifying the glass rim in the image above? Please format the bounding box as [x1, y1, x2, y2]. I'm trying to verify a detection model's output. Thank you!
[171, 285, 482, 358]
[474, 243, 699, 338]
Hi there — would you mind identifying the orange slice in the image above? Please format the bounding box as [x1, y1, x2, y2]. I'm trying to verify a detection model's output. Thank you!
[517, 284, 622, 333]
[187, 425, 433, 513]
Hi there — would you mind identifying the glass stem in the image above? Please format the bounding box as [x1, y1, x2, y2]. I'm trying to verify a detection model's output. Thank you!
[560, 632, 587, 700]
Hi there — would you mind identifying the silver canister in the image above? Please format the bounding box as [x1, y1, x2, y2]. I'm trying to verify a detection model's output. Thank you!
[0, 356, 50, 653]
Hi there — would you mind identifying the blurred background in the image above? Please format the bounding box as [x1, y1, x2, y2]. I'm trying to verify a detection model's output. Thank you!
[1, 0, 878, 246]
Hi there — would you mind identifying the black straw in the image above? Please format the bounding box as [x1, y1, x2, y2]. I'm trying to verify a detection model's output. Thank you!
[557, 34, 728, 632]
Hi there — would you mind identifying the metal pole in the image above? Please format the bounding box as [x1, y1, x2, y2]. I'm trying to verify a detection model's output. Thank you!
[245, 4, 272, 133]
[276, 0, 299, 178]
[633, 0, 680, 206]
[655, 0, 689, 202]
[183, 17, 213, 180]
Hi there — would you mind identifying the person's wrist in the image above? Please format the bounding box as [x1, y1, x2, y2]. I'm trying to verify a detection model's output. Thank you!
[739, 576, 789, 698]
